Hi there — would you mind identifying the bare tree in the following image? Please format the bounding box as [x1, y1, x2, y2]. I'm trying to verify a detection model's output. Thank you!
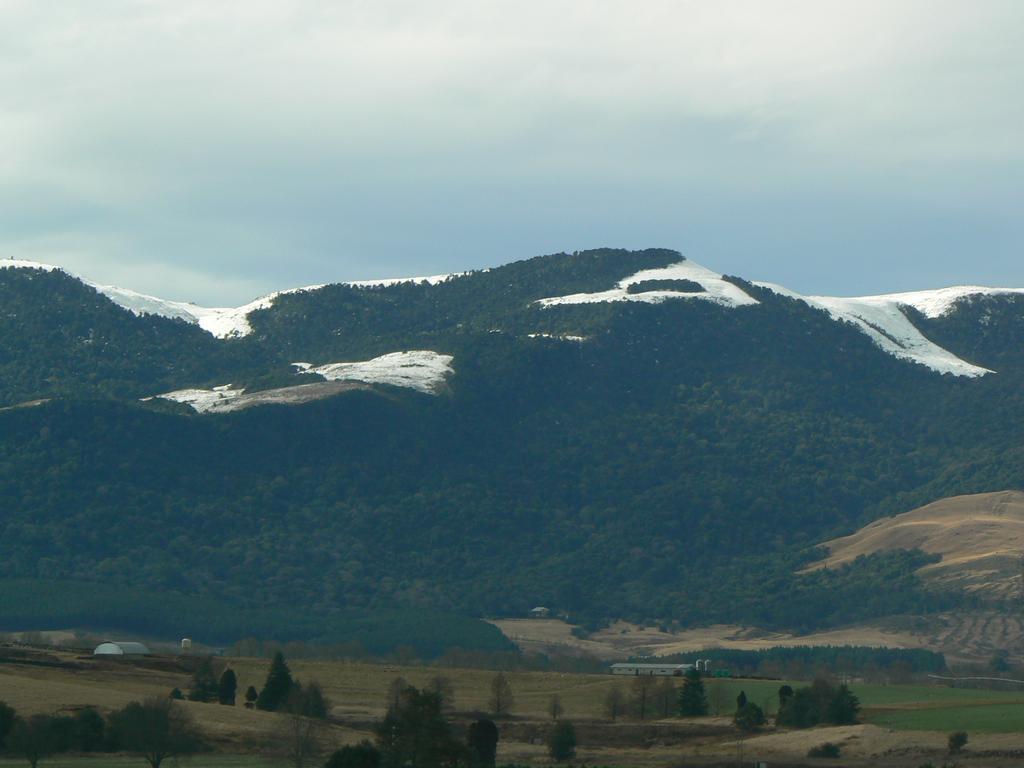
[108, 697, 202, 768]
[630, 675, 657, 720]
[489, 673, 514, 717]
[387, 677, 409, 713]
[7, 716, 55, 768]
[547, 694, 564, 721]
[654, 677, 677, 718]
[604, 685, 626, 721]
[279, 690, 325, 768]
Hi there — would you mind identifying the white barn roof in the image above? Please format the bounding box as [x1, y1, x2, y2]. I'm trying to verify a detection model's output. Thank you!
[93, 641, 151, 656]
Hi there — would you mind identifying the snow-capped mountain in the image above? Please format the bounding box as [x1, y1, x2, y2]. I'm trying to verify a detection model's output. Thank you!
[4, 247, 1024, 641]
[5, 251, 1021, 380]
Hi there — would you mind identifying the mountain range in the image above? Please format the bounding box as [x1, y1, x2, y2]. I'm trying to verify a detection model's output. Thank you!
[2, 248, 1023, 652]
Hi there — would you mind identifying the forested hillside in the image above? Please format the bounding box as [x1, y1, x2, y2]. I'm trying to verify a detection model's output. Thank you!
[2, 248, 1023, 649]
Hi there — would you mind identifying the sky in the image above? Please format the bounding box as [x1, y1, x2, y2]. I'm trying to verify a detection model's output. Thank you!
[1, 1, 1022, 306]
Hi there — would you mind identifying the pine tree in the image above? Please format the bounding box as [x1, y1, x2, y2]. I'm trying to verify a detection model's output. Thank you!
[218, 669, 237, 706]
[187, 658, 218, 703]
[256, 652, 295, 711]
[678, 669, 708, 716]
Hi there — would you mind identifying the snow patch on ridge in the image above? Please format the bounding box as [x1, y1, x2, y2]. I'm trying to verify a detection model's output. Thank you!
[296, 350, 454, 394]
[154, 386, 245, 413]
[755, 283, 993, 377]
[536, 260, 759, 309]
[871, 286, 1024, 319]
[153, 351, 453, 413]
[1, 257, 323, 338]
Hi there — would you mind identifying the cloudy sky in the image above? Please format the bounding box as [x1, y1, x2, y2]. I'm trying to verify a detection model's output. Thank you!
[1, 1, 1021, 305]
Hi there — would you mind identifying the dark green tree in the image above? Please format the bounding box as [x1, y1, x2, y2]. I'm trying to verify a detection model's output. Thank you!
[826, 684, 860, 725]
[169, 688, 184, 700]
[426, 676, 455, 713]
[466, 719, 499, 768]
[736, 690, 748, 710]
[244, 686, 259, 708]
[107, 698, 202, 768]
[778, 684, 794, 709]
[257, 652, 295, 712]
[288, 681, 329, 719]
[70, 708, 106, 752]
[376, 687, 467, 768]
[734, 702, 766, 732]
[547, 721, 576, 762]
[326, 741, 381, 768]
[187, 657, 218, 703]
[678, 668, 708, 716]
[948, 731, 968, 754]
[7, 715, 57, 768]
[0, 701, 17, 749]
[217, 669, 237, 706]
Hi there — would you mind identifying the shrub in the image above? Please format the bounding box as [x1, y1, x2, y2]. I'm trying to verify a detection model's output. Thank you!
[807, 742, 841, 758]
[948, 730, 968, 754]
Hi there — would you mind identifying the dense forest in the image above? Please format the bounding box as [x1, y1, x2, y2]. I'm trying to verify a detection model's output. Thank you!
[1, 248, 1023, 650]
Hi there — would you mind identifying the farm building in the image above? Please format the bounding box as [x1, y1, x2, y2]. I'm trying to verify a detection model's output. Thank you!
[529, 606, 551, 618]
[610, 662, 694, 676]
[93, 641, 151, 657]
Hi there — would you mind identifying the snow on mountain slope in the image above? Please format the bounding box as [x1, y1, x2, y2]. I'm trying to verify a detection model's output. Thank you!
[870, 286, 1024, 318]
[755, 283, 994, 377]
[155, 351, 453, 413]
[1, 258, 324, 338]
[293, 350, 454, 394]
[535, 259, 759, 308]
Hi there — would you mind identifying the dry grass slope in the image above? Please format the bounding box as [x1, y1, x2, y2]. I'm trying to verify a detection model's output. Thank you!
[809, 490, 1024, 600]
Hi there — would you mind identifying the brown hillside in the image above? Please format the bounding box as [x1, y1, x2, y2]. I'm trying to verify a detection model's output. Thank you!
[810, 490, 1024, 599]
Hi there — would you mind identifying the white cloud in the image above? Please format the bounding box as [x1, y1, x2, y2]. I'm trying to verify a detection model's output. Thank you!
[0, 1, 1021, 301]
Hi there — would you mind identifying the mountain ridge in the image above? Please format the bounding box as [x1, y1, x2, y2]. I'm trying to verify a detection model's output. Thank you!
[3, 247, 1024, 646]
[4, 250, 1022, 384]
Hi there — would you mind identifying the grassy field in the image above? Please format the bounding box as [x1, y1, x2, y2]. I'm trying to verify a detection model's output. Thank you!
[3, 647, 1024, 766]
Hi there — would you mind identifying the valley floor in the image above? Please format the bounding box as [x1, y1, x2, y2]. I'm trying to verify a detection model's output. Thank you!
[1, 646, 1023, 766]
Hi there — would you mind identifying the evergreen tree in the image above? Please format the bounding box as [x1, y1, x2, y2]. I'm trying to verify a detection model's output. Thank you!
[187, 658, 218, 703]
[547, 721, 576, 762]
[777, 684, 794, 709]
[217, 669, 237, 706]
[256, 652, 295, 711]
[825, 684, 860, 725]
[244, 686, 259, 709]
[376, 687, 466, 768]
[0, 701, 16, 749]
[734, 702, 766, 732]
[736, 690, 748, 710]
[677, 668, 708, 716]
[466, 719, 499, 768]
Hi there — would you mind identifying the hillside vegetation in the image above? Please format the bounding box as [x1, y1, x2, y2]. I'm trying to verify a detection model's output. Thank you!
[2, 249, 1024, 646]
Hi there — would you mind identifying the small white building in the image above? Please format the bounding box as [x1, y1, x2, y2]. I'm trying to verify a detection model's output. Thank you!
[529, 606, 551, 618]
[610, 662, 694, 676]
[93, 641, 151, 657]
